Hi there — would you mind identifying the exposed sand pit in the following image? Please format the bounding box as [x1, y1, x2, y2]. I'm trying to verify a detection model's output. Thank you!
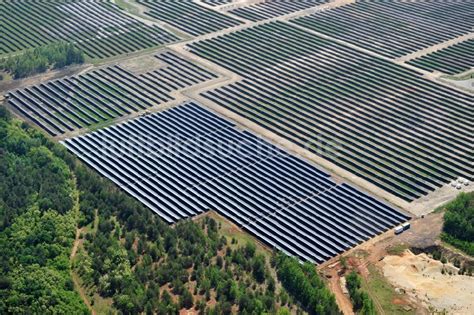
[383, 251, 474, 314]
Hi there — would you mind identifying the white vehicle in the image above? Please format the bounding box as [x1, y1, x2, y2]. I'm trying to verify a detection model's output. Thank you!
[394, 226, 404, 234]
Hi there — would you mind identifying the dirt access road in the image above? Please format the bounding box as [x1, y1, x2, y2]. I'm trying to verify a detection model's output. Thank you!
[70, 227, 96, 315]
[320, 212, 445, 314]
[3, 3, 471, 311]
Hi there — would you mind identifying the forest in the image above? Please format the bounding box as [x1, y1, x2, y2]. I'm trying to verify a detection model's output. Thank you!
[0, 42, 84, 79]
[0, 106, 88, 314]
[0, 104, 340, 314]
[442, 192, 474, 255]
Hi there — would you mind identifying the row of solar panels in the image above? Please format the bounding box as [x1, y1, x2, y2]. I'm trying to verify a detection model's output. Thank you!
[188, 21, 474, 201]
[1, 1, 178, 58]
[245, 183, 409, 263]
[230, 0, 328, 22]
[6, 51, 217, 136]
[62, 102, 410, 263]
[138, 0, 241, 37]
[407, 39, 474, 75]
[292, 1, 474, 58]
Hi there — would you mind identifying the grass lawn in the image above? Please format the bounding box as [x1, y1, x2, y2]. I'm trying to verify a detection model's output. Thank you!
[362, 264, 415, 315]
[386, 244, 408, 256]
[91, 292, 115, 315]
[0, 71, 12, 84]
[88, 118, 121, 132]
[114, 0, 140, 15]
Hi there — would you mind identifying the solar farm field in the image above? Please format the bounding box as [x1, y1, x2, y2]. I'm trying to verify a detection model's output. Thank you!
[61, 102, 410, 263]
[6, 52, 217, 136]
[188, 21, 474, 202]
[407, 39, 474, 75]
[292, 0, 474, 58]
[0, 1, 179, 59]
[229, 0, 329, 21]
[137, 0, 242, 36]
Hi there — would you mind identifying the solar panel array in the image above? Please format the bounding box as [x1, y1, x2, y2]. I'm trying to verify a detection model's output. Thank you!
[229, 0, 329, 21]
[6, 51, 217, 136]
[61, 102, 409, 263]
[292, 0, 474, 58]
[245, 183, 409, 262]
[201, 0, 233, 6]
[1, 1, 178, 59]
[137, 0, 242, 36]
[407, 39, 474, 75]
[188, 21, 474, 201]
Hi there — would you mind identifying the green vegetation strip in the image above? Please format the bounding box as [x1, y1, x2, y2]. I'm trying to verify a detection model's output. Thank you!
[362, 265, 415, 315]
[346, 271, 376, 315]
[441, 192, 474, 256]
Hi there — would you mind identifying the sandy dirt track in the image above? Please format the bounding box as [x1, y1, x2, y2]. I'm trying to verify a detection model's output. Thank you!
[2, 2, 473, 314]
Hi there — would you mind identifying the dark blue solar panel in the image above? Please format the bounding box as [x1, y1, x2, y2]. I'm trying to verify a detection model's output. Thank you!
[62, 101, 410, 263]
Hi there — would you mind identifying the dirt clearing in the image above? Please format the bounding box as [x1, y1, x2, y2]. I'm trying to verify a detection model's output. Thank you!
[320, 212, 454, 314]
[383, 251, 474, 314]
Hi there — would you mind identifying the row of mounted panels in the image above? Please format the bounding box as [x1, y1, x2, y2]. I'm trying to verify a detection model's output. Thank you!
[188, 21, 474, 202]
[6, 51, 217, 136]
[61, 102, 410, 264]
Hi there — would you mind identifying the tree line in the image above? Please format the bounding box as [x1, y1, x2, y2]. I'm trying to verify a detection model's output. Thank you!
[0, 42, 84, 79]
[442, 192, 474, 255]
[274, 253, 340, 314]
[0, 106, 88, 314]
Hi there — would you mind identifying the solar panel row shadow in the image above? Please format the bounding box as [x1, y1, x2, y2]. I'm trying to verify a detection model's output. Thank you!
[62, 102, 410, 263]
[6, 51, 218, 136]
[188, 21, 474, 202]
[292, 0, 474, 58]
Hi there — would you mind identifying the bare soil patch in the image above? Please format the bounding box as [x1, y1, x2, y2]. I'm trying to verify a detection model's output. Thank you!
[383, 251, 474, 314]
[410, 184, 474, 217]
[118, 53, 164, 74]
[440, 76, 474, 93]
[321, 212, 448, 314]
